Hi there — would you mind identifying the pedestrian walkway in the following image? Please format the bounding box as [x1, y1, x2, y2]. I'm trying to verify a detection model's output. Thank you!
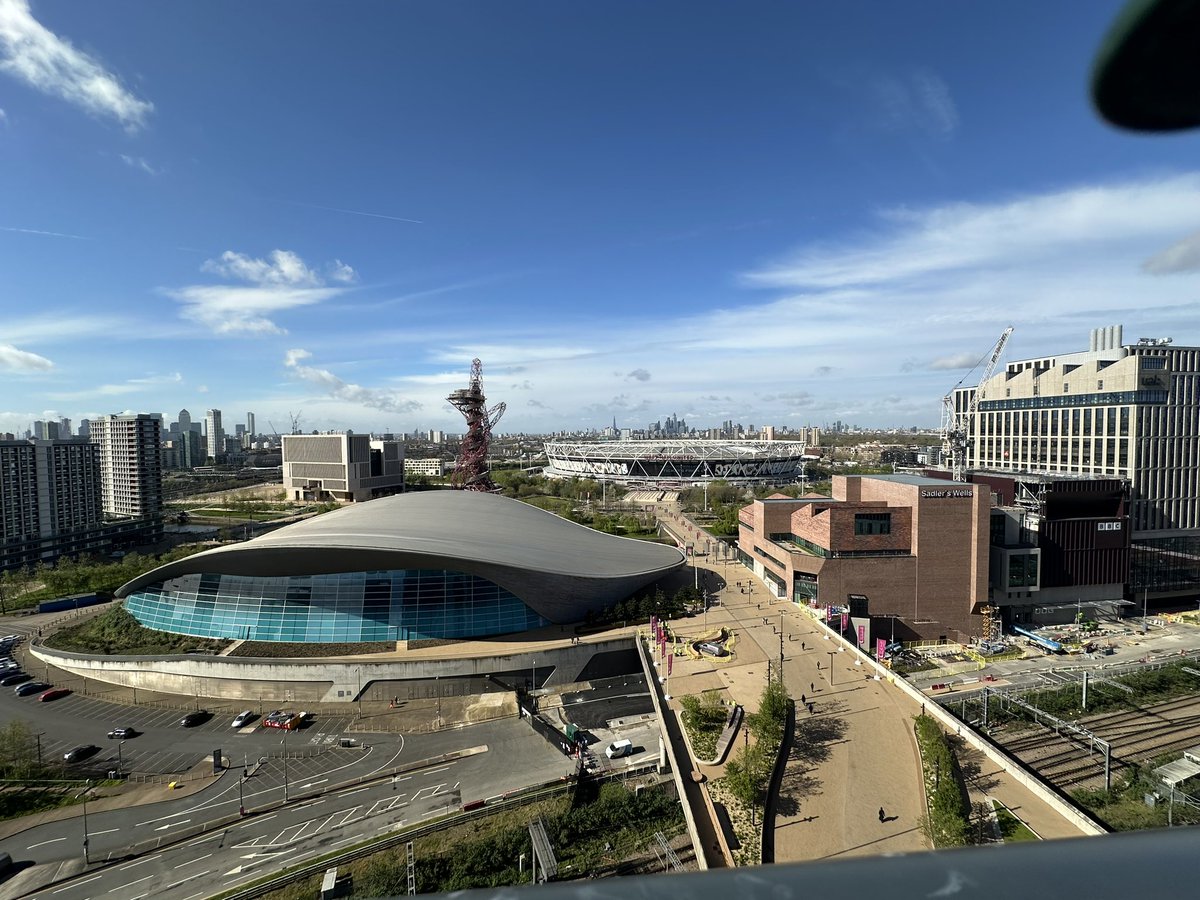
[659, 507, 1095, 865]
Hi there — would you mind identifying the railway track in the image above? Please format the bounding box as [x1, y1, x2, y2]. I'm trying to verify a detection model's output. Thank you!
[993, 694, 1200, 791]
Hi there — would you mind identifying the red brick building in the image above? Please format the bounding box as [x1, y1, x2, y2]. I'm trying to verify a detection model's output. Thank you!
[736, 474, 989, 641]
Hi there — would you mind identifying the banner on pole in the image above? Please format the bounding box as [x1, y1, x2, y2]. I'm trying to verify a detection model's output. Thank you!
[877, 638, 887, 659]
[668, 654, 674, 676]
[840, 613, 849, 632]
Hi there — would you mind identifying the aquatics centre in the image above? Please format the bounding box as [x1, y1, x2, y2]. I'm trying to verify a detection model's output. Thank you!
[114, 491, 686, 643]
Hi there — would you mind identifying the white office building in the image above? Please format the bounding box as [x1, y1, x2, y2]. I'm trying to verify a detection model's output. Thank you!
[205, 409, 224, 461]
[954, 325, 1200, 596]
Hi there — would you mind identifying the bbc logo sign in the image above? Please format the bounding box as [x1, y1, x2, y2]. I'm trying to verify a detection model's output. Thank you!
[1096, 522, 1121, 531]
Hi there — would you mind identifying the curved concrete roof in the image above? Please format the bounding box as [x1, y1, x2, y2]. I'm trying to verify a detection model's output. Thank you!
[116, 491, 685, 622]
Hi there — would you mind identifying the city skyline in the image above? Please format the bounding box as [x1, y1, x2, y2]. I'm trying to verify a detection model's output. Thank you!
[3, 2, 1200, 435]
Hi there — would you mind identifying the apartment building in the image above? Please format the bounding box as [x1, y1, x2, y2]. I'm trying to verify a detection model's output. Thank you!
[89, 414, 164, 519]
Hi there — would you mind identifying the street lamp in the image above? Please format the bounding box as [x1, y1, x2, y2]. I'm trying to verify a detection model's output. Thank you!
[79, 780, 91, 863]
[238, 770, 246, 816]
[281, 732, 289, 803]
[827, 650, 836, 686]
[117, 740, 124, 778]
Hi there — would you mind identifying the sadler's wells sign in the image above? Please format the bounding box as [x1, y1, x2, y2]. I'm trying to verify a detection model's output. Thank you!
[920, 488, 973, 499]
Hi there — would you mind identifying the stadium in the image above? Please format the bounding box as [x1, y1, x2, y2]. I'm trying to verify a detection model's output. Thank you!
[543, 439, 807, 485]
[114, 491, 685, 643]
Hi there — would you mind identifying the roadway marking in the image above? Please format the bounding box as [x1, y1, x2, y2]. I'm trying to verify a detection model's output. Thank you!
[91, 827, 120, 835]
[166, 869, 210, 889]
[28, 836, 67, 849]
[179, 853, 212, 867]
[298, 778, 328, 789]
[331, 836, 359, 847]
[109, 874, 154, 892]
[117, 855, 161, 871]
[294, 798, 325, 809]
[154, 818, 190, 831]
[336, 787, 367, 797]
[52, 874, 100, 893]
[239, 813, 275, 828]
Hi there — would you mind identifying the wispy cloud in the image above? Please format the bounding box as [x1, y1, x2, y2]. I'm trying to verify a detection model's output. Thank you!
[1143, 229, 1200, 274]
[868, 68, 958, 140]
[284, 349, 421, 414]
[169, 249, 352, 336]
[48, 371, 182, 400]
[120, 154, 158, 175]
[0, 224, 89, 240]
[625, 368, 651, 382]
[0, 0, 153, 130]
[0, 342, 52, 372]
[293, 201, 423, 224]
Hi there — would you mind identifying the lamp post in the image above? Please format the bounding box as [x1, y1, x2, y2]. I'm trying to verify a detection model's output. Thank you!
[117, 740, 124, 778]
[79, 780, 91, 863]
[827, 650, 836, 686]
[238, 770, 246, 816]
[281, 732, 289, 803]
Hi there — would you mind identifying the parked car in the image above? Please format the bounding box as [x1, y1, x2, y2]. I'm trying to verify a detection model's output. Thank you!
[14, 682, 50, 697]
[0, 673, 29, 687]
[39, 688, 71, 702]
[179, 710, 210, 727]
[0, 659, 19, 671]
[107, 727, 138, 739]
[63, 745, 100, 764]
[231, 710, 255, 728]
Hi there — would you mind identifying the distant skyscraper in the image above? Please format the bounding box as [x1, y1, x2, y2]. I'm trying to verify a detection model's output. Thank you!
[246, 412, 255, 437]
[77, 419, 90, 439]
[205, 409, 224, 461]
[33, 420, 60, 440]
[90, 414, 163, 519]
[59, 417, 71, 436]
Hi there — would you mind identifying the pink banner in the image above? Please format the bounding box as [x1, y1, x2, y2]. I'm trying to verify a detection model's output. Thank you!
[668, 653, 674, 676]
[840, 613, 849, 632]
[877, 638, 887, 659]
[857, 624, 866, 646]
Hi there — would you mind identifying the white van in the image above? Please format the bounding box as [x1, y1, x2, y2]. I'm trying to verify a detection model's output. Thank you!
[604, 739, 633, 759]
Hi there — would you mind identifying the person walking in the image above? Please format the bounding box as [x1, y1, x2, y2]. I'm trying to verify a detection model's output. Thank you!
[801, 640, 806, 650]
[878, 807, 886, 823]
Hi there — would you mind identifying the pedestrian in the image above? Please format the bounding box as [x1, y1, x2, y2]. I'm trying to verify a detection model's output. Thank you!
[810, 682, 814, 693]
[878, 807, 886, 822]
[801, 693, 806, 705]
[807, 702, 814, 714]
[801, 641, 806, 650]
[816, 661, 821, 670]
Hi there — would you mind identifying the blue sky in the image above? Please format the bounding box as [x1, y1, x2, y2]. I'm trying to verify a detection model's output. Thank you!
[3, 0, 1200, 437]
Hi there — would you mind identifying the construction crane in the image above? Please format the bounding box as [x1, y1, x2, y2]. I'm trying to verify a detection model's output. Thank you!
[940, 326, 1013, 481]
[288, 410, 303, 435]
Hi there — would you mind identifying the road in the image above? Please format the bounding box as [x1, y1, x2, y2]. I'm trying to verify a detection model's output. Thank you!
[13, 716, 578, 900]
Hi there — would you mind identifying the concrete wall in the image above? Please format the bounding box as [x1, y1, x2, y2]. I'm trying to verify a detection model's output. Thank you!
[30, 637, 634, 704]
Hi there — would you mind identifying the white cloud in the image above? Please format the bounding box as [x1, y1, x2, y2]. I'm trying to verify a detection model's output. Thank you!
[626, 368, 651, 382]
[120, 154, 158, 175]
[284, 348, 420, 415]
[865, 68, 957, 141]
[170, 249, 353, 336]
[928, 352, 979, 371]
[0, 0, 153, 130]
[0, 106, 7, 124]
[202, 250, 321, 287]
[328, 259, 357, 283]
[47, 371, 182, 400]
[0, 342, 52, 372]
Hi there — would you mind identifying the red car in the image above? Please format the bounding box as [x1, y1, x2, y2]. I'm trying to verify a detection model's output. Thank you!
[39, 688, 71, 702]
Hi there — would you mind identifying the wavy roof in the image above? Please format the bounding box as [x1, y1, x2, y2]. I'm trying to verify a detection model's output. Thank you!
[116, 491, 685, 617]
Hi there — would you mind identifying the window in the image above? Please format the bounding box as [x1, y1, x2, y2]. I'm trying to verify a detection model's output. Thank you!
[854, 512, 892, 535]
[1097, 380, 1103, 390]
[1063, 382, 1069, 393]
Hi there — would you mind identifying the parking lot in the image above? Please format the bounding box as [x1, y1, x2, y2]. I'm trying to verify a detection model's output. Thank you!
[0, 684, 359, 779]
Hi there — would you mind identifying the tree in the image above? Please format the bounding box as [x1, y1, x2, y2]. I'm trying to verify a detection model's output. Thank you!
[0, 719, 39, 778]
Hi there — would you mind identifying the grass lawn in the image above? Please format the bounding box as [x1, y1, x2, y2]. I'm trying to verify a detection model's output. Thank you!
[991, 799, 1039, 842]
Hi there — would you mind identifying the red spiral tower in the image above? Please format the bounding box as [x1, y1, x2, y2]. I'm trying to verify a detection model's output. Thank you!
[447, 358, 506, 492]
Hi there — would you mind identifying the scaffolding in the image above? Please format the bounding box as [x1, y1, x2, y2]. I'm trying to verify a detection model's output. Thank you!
[447, 358, 506, 492]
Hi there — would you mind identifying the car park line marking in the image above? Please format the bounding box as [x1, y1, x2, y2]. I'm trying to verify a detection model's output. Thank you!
[28, 837, 67, 849]
[117, 854, 161, 870]
[52, 874, 100, 893]
[109, 874, 154, 891]
[179, 853, 212, 867]
[316, 813, 339, 832]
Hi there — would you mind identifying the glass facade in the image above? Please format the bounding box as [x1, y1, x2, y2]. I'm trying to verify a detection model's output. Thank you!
[124, 569, 550, 642]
